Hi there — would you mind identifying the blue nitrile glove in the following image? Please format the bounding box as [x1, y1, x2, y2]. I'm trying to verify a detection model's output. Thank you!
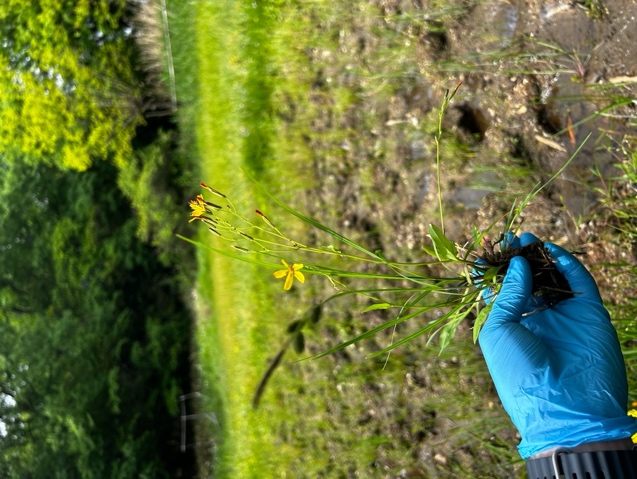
[478, 232, 637, 459]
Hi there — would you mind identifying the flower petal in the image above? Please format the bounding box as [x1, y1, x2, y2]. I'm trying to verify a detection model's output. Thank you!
[284, 272, 294, 290]
[292, 263, 304, 271]
[281, 259, 290, 268]
[273, 269, 288, 279]
[189, 200, 207, 216]
[294, 270, 305, 283]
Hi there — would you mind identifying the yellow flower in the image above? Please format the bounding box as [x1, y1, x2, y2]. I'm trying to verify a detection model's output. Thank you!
[629, 409, 637, 444]
[273, 259, 305, 291]
[189, 195, 207, 219]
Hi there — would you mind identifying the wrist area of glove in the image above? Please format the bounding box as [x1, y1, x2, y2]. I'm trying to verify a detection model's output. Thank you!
[526, 440, 637, 479]
[517, 414, 637, 459]
[529, 437, 635, 459]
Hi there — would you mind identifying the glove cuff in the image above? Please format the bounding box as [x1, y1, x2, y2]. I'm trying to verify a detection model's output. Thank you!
[526, 448, 637, 479]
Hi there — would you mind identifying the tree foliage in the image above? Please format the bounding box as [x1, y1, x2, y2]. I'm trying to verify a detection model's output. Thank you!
[117, 127, 189, 265]
[0, 160, 194, 478]
[0, 0, 143, 170]
[0, 2, 196, 476]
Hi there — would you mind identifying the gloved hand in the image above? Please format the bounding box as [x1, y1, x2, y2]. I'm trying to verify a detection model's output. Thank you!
[478, 232, 637, 459]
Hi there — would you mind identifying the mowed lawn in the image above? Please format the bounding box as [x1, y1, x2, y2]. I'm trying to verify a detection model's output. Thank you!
[188, 1, 331, 477]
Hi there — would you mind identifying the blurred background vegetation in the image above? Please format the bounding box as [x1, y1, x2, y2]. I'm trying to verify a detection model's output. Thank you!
[1, 1, 636, 478]
[0, 1, 196, 477]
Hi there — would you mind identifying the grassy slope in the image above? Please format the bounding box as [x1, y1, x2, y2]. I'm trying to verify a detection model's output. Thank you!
[169, 0, 637, 477]
[193, 1, 262, 475]
[165, 0, 255, 474]
[191, 1, 310, 476]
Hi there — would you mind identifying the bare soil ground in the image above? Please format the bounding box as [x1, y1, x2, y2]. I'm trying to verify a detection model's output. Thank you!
[270, 1, 637, 477]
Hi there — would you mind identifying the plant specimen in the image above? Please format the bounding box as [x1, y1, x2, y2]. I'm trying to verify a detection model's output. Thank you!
[182, 85, 587, 407]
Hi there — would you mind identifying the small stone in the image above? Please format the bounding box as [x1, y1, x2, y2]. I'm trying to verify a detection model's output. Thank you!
[434, 453, 447, 465]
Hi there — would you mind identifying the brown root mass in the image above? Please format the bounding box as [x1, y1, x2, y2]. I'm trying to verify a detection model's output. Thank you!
[482, 241, 574, 307]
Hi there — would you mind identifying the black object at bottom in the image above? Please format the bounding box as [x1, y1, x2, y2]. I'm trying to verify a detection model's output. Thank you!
[526, 448, 637, 479]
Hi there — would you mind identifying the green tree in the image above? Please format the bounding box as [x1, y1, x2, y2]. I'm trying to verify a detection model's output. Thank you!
[0, 159, 193, 478]
[0, 0, 142, 170]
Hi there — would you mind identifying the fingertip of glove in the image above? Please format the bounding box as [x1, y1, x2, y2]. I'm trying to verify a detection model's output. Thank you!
[544, 242, 602, 301]
[543, 242, 582, 274]
[519, 232, 541, 246]
[543, 242, 566, 257]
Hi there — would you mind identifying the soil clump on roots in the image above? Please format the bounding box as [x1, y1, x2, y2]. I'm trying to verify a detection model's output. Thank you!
[481, 240, 574, 307]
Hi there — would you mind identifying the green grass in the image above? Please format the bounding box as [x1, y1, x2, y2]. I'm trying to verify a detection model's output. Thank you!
[190, 1, 272, 474]
[163, 0, 637, 477]
[182, 1, 327, 476]
[594, 139, 637, 399]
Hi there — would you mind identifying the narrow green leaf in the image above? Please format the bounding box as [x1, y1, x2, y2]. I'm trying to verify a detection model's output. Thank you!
[311, 304, 438, 359]
[370, 298, 474, 358]
[438, 304, 473, 353]
[367, 310, 456, 358]
[480, 265, 503, 282]
[422, 244, 438, 259]
[472, 303, 493, 343]
[293, 332, 305, 354]
[510, 133, 591, 230]
[361, 302, 392, 313]
[428, 224, 458, 261]
[438, 322, 457, 353]
[252, 179, 382, 260]
[401, 287, 437, 311]
[177, 235, 280, 268]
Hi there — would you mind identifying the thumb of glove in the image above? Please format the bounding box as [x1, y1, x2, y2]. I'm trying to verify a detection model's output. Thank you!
[485, 256, 532, 329]
[479, 256, 538, 360]
[479, 256, 550, 424]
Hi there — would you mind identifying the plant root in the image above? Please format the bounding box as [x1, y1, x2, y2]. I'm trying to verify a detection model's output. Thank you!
[481, 240, 574, 307]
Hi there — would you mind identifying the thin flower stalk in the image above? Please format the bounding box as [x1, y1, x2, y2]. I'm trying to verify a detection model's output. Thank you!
[183, 84, 586, 362]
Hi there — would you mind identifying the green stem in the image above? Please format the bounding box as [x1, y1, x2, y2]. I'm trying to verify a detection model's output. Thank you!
[435, 82, 461, 233]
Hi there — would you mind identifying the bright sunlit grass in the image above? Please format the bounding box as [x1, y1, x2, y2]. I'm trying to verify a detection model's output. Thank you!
[192, 3, 272, 476]
[188, 2, 320, 477]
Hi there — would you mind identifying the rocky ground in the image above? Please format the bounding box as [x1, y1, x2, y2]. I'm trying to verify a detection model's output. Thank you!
[284, 2, 637, 477]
